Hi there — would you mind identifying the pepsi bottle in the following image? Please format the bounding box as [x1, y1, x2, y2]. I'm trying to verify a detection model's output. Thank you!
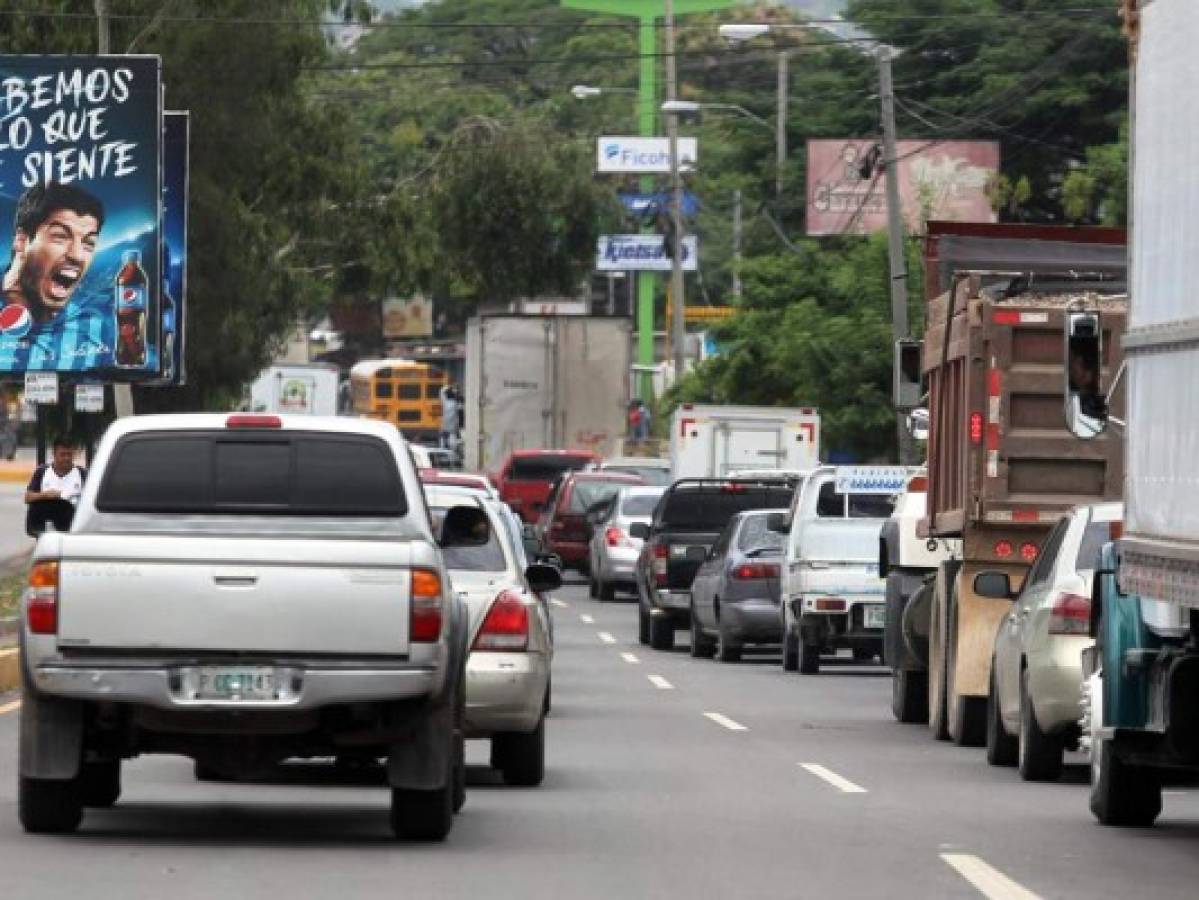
[115, 249, 148, 368]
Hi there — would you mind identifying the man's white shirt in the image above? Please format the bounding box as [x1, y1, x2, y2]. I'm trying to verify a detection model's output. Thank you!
[40, 466, 84, 505]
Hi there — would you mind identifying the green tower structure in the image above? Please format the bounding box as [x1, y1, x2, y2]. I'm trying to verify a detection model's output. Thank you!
[563, 0, 735, 400]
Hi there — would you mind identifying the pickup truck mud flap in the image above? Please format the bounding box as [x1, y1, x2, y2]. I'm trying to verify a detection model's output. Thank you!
[387, 698, 454, 791]
[19, 690, 84, 781]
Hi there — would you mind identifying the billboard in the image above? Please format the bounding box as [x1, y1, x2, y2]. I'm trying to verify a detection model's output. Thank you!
[382, 296, 433, 339]
[597, 234, 698, 271]
[157, 110, 187, 385]
[597, 136, 698, 174]
[0, 55, 163, 377]
[806, 139, 1000, 236]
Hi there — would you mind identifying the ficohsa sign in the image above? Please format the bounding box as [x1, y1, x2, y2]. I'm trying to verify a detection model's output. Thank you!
[597, 136, 698, 174]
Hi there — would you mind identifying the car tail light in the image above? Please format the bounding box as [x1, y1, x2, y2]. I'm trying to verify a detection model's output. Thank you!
[1048, 592, 1090, 635]
[652, 542, 668, 586]
[226, 414, 281, 428]
[1020, 542, 1039, 562]
[733, 563, 781, 580]
[606, 526, 632, 548]
[473, 590, 529, 651]
[410, 568, 443, 642]
[994, 540, 1014, 558]
[26, 561, 59, 635]
[813, 597, 846, 612]
[969, 412, 984, 444]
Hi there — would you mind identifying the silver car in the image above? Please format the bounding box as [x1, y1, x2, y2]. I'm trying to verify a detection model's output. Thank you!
[425, 486, 561, 787]
[983, 502, 1122, 782]
[587, 485, 666, 601]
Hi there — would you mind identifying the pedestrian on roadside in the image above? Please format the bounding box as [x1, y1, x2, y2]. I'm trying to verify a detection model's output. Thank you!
[25, 437, 85, 537]
[440, 384, 461, 452]
[628, 400, 643, 441]
[638, 401, 653, 441]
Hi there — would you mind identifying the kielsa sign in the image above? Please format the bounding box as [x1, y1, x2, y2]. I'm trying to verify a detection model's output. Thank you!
[806, 139, 1000, 236]
[597, 136, 698, 174]
[0, 55, 165, 379]
[597, 234, 698, 272]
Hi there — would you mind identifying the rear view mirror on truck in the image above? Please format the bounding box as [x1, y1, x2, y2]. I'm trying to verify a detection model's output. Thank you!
[1064, 310, 1108, 439]
[439, 506, 491, 548]
[894, 339, 924, 410]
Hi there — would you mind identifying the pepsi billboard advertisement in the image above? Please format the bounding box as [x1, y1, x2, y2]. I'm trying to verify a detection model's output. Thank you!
[0, 55, 163, 379]
[156, 110, 187, 385]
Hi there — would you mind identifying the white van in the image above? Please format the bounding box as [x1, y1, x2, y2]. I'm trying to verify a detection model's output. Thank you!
[780, 466, 915, 674]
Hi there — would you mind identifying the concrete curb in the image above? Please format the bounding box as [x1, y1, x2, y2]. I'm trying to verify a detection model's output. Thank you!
[0, 647, 18, 695]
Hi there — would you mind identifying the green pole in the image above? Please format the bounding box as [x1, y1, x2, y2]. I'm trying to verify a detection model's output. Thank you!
[636, 14, 656, 402]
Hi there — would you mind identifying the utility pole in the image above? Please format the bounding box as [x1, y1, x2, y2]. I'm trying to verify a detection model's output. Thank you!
[877, 46, 916, 465]
[664, 0, 686, 381]
[776, 51, 788, 198]
[732, 189, 743, 301]
[96, 0, 110, 53]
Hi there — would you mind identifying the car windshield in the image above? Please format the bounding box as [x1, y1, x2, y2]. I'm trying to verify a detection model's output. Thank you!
[815, 481, 897, 519]
[509, 455, 593, 481]
[737, 516, 785, 552]
[621, 493, 662, 517]
[569, 480, 631, 513]
[430, 506, 507, 572]
[1076, 520, 1118, 571]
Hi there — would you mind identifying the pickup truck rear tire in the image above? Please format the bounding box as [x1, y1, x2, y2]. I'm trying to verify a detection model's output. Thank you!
[599, 581, 617, 603]
[891, 669, 928, 724]
[1090, 735, 1162, 827]
[715, 627, 742, 664]
[985, 670, 1017, 766]
[390, 782, 454, 841]
[1018, 670, 1063, 782]
[588, 575, 599, 599]
[495, 716, 546, 787]
[81, 760, 121, 808]
[649, 614, 675, 651]
[18, 776, 84, 834]
[782, 630, 799, 672]
[798, 639, 820, 675]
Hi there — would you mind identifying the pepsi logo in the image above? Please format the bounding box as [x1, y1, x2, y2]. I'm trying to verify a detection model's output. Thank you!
[122, 288, 137, 301]
[0, 304, 31, 338]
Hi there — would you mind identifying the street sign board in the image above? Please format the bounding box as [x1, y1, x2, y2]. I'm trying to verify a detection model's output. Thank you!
[74, 383, 104, 412]
[597, 136, 697, 174]
[597, 235, 698, 272]
[24, 371, 57, 404]
[618, 191, 700, 218]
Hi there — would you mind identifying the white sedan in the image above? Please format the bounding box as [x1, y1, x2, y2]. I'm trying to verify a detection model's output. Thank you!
[425, 486, 560, 787]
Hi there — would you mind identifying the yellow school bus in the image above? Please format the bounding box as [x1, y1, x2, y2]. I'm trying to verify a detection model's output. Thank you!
[350, 359, 445, 442]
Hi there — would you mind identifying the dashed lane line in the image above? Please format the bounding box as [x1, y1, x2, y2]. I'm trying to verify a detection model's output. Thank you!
[580, 614, 595, 624]
[550, 598, 568, 609]
[799, 763, 868, 794]
[598, 632, 616, 644]
[704, 711, 748, 731]
[648, 675, 674, 690]
[621, 652, 640, 664]
[941, 854, 1042, 900]
[0, 700, 21, 716]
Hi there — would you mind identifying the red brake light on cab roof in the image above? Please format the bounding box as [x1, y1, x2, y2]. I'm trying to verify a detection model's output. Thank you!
[226, 414, 282, 429]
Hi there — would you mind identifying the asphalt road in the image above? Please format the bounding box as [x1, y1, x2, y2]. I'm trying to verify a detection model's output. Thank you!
[2, 579, 1199, 899]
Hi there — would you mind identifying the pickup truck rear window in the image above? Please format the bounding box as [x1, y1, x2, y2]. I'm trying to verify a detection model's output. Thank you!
[659, 486, 794, 530]
[509, 456, 592, 481]
[97, 431, 406, 516]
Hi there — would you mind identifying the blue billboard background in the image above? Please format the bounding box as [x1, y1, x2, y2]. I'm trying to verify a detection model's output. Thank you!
[0, 55, 162, 377]
[159, 110, 187, 385]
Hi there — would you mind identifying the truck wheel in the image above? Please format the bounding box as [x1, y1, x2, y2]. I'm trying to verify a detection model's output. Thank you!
[782, 629, 799, 672]
[928, 565, 952, 741]
[798, 638, 821, 675]
[947, 590, 986, 747]
[390, 782, 454, 841]
[649, 614, 675, 651]
[495, 716, 545, 787]
[985, 670, 1017, 767]
[80, 760, 122, 808]
[689, 612, 715, 659]
[638, 603, 650, 645]
[715, 627, 742, 664]
[18, 776, 84, 834]
[892, 669, 928, 724]
[1090, 735, 1162, 827]
[1018, 670, 1063, 782]
[599, 581, 617, 603]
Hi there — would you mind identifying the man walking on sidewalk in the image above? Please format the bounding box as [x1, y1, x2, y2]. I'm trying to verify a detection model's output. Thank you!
[24, 438, 85, 537]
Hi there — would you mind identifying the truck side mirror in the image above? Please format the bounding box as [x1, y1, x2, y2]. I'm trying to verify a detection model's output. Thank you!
[906, 407, 930, 441]
[1064, 310, 1108, 439]
[894, 338, 924, 410]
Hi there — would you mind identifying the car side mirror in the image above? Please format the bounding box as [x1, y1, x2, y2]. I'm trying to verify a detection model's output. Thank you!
[973, 571, 1014, 600]
[521, 523, 541, 557]
[1064, 310, 1108, 439]
[525, 563, 563, 593]
[907, 407, 930, 441]
[766, 512, 789, 534]
[629, 522, 651, 540]
[439, 506, 490, 548]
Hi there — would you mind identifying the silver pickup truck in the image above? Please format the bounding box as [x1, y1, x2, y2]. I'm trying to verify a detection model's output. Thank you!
[17, 413, 484, 841]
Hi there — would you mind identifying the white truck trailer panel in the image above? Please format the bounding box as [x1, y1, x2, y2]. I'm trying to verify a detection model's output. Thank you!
[670, 404, 820, 480]
[248, 364, 340, 416]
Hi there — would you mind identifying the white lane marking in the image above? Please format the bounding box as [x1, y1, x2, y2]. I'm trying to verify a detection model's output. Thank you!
[799, 763, 868, 794]
[621, 652, 640, 664]
[550, 598, 568, 609]
[648, 675, 674, 690]
[704, 711, 748, 731]
[0, 700, 21, 716]
[580, 614, 595, 624]
[941, 854, 1042, 900]
[598, 631, 616, 644]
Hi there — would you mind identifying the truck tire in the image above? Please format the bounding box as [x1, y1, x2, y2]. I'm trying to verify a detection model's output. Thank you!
[689, 612, 715, 659]
[985, 670, 1017, 767]
[946, 580, 986, 747]
[798, 638, 821, 675]
[782, 629, 799, 672]
[18, 776, 84, 834]
[638, 603, 650, 645]
[390, 781, 454, 841]
[892, 669, 928, 724]
[1090, 736, 1162, 827]
[928, 563, 955, 741]
[495, 716, 546, 787]
[80, 760, 121, 808]
[649, 614, 675, 651]
[1018, 670, 1063, 782]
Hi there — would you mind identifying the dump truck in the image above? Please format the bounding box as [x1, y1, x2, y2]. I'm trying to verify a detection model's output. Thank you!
[892, 222, 1128, 746]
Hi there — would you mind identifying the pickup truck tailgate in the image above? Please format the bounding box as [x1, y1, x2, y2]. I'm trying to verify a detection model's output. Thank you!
[56, 535, 416, 656]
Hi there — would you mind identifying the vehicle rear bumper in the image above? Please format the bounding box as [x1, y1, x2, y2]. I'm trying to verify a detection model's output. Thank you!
[654, 589, 692, 612]
[28, 664, 438, 712]
[722, 600, 783, 643]
[549, 539, 588, 564]
[1027, 645, 1086, 734]
[464, 651, 548, 735]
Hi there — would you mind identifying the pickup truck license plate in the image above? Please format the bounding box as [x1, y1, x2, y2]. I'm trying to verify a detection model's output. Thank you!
[195, 667, 278, 701]
[863, 605, 885, 630]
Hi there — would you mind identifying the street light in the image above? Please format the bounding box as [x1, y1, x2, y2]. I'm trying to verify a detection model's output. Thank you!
[660, 99, 770, 130]
[571, 84, 638, 99]
[717, 23, 769, 42]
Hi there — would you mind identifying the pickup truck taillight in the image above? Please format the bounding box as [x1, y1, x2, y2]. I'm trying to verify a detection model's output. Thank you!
[732, 563, 780, 580]
[410, 568, 443, 642]
[473, 590, 529, 652]
[26, 561, 59, 635]
[1048, 592, 1090, 635]
[652, 542, 668, 586]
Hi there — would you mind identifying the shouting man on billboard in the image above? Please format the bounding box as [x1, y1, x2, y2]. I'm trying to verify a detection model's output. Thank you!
[2, 181, 105, 325]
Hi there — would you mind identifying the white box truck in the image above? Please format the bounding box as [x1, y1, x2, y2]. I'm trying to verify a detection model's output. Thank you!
[463, 315, 632, 472]
[669, 404, 820, 480]
[247, 364, 341, 416]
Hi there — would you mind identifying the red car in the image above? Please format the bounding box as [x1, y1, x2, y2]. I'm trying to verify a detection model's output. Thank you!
[539, 471, 645, 572]
[493, 449, 601, 524]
